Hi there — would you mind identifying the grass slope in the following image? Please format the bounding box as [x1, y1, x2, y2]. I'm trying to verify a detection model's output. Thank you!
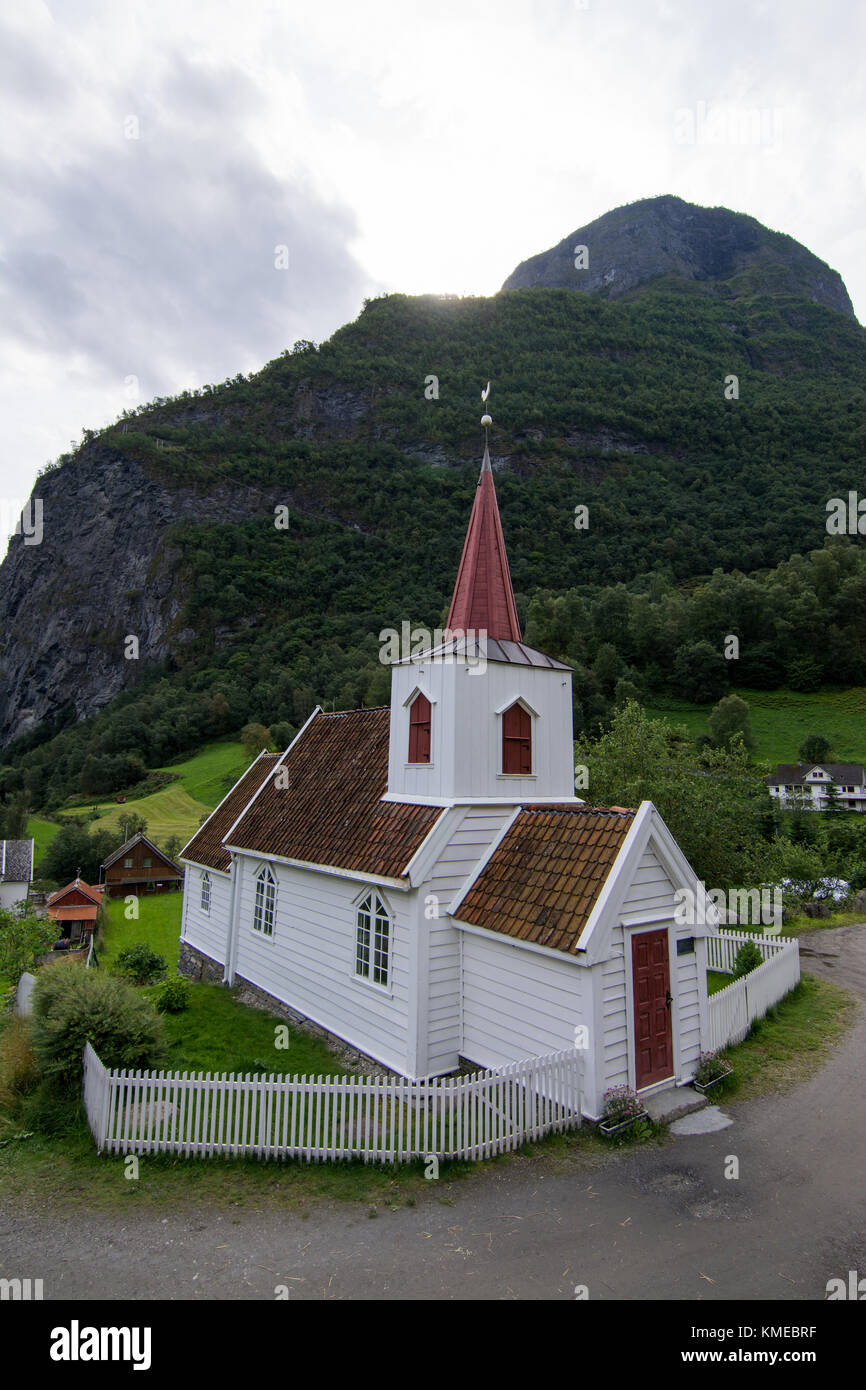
[25, 815, 62, 863]
[644, 686, 866, 765]
[62, 738, 250, 845]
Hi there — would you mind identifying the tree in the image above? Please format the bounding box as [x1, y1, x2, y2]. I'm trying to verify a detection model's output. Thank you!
[40, 823, 118, 884]
[0, 907, 57, 986]
[0, 791, 28, 839]
[118, 811, 148, 841]
[162, 835, 183, 863]
[240, 722, 272, 756]
[708, 695, 756, 752]
[575, 702, 773, 891]
[672, 641, 728, 704]
[798, 733, 833, 764]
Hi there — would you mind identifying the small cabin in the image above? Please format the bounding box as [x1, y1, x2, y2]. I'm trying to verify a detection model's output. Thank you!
[100, 833, 184, 898]
[45, 877, 104, 943]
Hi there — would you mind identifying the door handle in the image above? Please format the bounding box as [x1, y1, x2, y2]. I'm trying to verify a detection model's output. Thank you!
[665, 990, 673, 1008]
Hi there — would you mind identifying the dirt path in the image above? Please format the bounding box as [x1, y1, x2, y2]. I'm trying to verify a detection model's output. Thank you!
[2, 927, 865, 1300]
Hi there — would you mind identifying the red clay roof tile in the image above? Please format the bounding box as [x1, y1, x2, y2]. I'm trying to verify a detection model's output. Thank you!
[227, 709, 442, 880]
[456, 805, 636, 954]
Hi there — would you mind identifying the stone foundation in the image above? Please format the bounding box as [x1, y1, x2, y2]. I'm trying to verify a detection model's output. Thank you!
[179, 940, 224, 984]
[178, 940, 399, 1077]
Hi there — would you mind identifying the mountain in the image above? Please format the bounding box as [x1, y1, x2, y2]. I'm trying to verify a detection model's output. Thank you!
[1, 196, 865, 802]
[502, 195, 855, 320]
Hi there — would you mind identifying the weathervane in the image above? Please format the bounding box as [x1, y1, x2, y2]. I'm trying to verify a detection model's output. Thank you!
[481, 380, 492, 445]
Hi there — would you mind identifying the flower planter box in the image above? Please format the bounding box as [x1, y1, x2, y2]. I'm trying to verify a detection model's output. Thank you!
[597, 1110, 649, 1137]
[693, 1068, 733, 1094]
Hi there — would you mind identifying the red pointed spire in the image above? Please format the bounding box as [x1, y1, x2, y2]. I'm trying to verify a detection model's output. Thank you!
[446, 444, 522, 642]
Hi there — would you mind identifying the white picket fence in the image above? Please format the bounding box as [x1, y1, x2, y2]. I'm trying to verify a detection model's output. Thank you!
[706, 930, 801, 1051]
[82, 1044, 582, 1163]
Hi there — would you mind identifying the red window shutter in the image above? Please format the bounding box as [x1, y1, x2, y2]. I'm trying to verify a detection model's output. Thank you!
[408, 693, 431, 763]
[502, 703, 532, 774]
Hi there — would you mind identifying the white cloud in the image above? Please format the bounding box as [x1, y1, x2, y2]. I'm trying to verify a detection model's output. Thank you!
[1, 0, 864, 520]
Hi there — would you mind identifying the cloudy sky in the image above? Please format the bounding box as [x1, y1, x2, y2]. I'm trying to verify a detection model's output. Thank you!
[2, 0, 864, 527]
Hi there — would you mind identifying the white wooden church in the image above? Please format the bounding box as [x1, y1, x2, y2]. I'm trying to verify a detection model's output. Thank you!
[179, 428, 721, 1118]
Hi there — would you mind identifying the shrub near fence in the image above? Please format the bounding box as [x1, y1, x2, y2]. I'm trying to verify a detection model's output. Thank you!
[706, 930, 801, 1051]
[82, 1044, 582, 1164]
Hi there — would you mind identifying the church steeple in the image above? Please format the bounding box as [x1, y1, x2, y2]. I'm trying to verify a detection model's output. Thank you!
[446, 395, 521, 643]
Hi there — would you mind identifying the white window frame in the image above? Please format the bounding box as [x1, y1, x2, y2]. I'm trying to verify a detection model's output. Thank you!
[200, 871, 211, 914]
[354, 890, 392, 990]
[253, 864, 277, 938]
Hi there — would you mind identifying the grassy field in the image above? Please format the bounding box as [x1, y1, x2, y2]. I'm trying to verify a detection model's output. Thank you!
[644, 686, 866, 765]
[101, 891, 184, 972]
[25, 814, 62, 863]
[61, 738, 249, 845]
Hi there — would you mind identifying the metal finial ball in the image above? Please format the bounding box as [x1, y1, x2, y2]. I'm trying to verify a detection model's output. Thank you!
[481, 413, 492, 427]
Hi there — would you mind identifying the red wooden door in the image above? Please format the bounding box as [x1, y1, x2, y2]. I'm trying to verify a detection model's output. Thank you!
[632, 929, 673, 1089]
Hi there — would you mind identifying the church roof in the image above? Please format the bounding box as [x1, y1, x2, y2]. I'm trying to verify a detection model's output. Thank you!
[446, 444, 522, 642]
[454, 805, 636, 954]
[226, 709, 443, 880]
[181, 751, 281, 872]
[398, 633, 570, 671]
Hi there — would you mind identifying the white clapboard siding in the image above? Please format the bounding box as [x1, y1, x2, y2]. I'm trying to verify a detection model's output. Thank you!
[424, 805, 515, 1073]
[461, 930, 586, 1069]
[706, 932, 801, 1050]
[233, 859, 412, 1074]
[620, 845, 679, 916]
[81, 1043, 582, 1163]
[675, 934, 702, 1068]
[182, 865, 231, 965]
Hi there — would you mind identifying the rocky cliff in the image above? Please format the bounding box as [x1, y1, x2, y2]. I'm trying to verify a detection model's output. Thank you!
[502, 195, 855, 319]
[0, 448, 286, 743]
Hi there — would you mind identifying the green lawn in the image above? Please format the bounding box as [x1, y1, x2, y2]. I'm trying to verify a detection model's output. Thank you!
[707, 969, 731, 996]
[644, 686, 866, 765]
[61, 739, 249, 845]
[101, 892, 184, 972]
[26, 815, 62, 867]
[143, 981, 352, 1078]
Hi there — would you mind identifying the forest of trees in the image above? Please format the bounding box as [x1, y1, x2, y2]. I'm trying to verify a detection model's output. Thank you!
[4, 281, 866, 812]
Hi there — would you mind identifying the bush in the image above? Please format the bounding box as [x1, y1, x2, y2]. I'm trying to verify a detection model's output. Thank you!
[156, 978, 190, 1014]
[115, 943, 167, 986]
[848, 865, 866, 894]
[732, 939, 764, 978]
[31, 962, 165, 1084]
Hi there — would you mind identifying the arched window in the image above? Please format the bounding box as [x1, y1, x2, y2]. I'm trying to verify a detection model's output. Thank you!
[355, 892, 390, 986]
[253, 865, 276, 936]
[408, 692, 431, 764]
[200, 871, 211, 913]
[502, 702, 532, 774]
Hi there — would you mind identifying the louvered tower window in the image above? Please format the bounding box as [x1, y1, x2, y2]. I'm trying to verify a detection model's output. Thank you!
[502, 702, 532, 774]
[408, 693, 431, 763]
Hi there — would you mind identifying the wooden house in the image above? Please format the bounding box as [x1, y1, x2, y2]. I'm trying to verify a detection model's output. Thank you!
[45, 877, 104, 943]
[101, 833, 183, 898]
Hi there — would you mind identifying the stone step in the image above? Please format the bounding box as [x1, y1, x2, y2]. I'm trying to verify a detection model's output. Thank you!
[643, 1086, 708, 1124]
